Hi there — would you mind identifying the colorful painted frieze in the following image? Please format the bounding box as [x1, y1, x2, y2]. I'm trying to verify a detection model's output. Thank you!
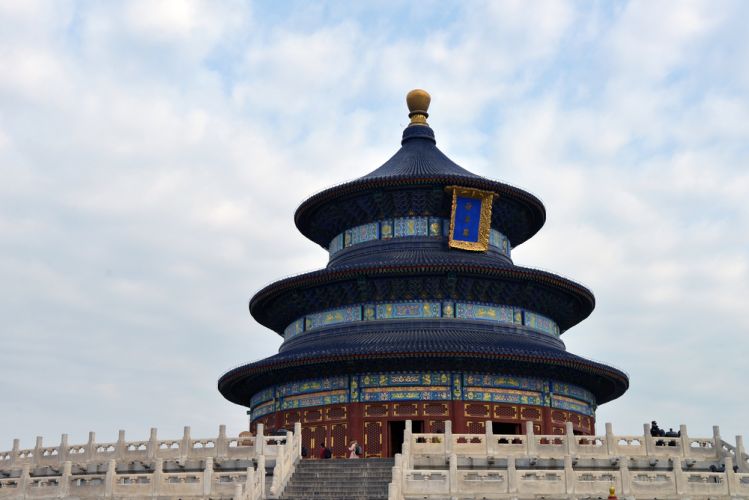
[281, 390, 348, 410]
[251, 400, 275, 419]
[305, 305, 362, 331]
[380, 219, 394, 239]
[359, 372, 450, 387]
[349, 222, 379, 245]
[361, 386, 451, 402]
[328, 233, 344, 256]
[464, 388, 543, 405]
[328, 217, 511, 257]
[456, 303, 515, 324]
[552, 395, 594, 416]
[442, 301, 455, 318]
[276, 376, 348, 397]
[284, 318, 305, 339]
[552, 382, 595, 404]
[250, 387, 274, 407]
[394, 216, 429, 237]
[463, 374, 545, 391]
[428, 217, 442, 236]
[363, 304, 376, 321]
[375, 301, 440, 319]
[524, 311, 560, 337]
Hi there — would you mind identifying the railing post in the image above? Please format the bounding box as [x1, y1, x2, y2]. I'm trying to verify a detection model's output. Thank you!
[60, 433, 69, 463]
[736, 435, 747, 472]
[605, 423, 616, 456]
[643, 423, 655, 456]
[444, 420, 453, 457]
[525, 421, 536, 455]
[181, 426, 191, 463]
[565, 422, 576, 455]
[34, 435, 42, 466]
[679, 424, 689, 457]
[713, 425, 722, 453]
[10, 438, 19, 467]
[293, 422, 302, 458]
[507, 455, 517, 493]
[256, 454, 266, 499]
[115, 430, 126, 460]
[234, 483, 243, 500]
[217, 424, 228, 458]
[256, 424, 265, 455]
[86, 431, 96, 462]
[148, 427, 158, 459]
[104, 458, 116, 498]
[270, 443, 285, 496]
[485, 420, 493, 456]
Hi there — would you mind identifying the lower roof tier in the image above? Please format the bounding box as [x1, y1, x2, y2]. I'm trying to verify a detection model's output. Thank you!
[218, 325, 628, 407]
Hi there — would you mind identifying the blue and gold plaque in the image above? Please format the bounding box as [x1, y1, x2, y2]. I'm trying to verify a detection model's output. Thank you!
[446, 186, 496, 251]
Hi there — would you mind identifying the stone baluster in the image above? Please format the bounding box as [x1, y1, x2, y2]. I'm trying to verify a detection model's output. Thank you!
[485, 420, 493, 457]
[448, 452, 458, 496]
[565, 422, 576, 455]
[59, 433, 69, 463]
[713, 425, 722, 454]
[525, 421, 536, 455]
[233, 483, 243, 500]
[59, 460, 71, 497]
[104, 458, 116, 498]
[404, 420, 412, 458]
[217, 424, 228, 458]
[256, 454, 266, 498]
[180, 426, 191, 463]
[643, 423, 655, 456]
[115, 430, 126, 459]
[679, 424, 689, 457]
[507, 455, 517, 494]
[202, 457, 213, 496]
[86, 432, 96, 462]
[147, 427, 158, 459]
[736, 435, 747, 472]
[10, 438, 19, 467]
[255, 424, 264, 455]
[444, 420, 453, 457]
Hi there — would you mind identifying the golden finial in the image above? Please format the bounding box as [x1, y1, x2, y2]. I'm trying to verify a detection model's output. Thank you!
[608, 485, 617, 499]
[406, 89, 431, 126]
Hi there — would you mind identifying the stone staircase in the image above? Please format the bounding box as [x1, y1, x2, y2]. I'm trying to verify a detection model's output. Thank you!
[279, 458, 394, 499]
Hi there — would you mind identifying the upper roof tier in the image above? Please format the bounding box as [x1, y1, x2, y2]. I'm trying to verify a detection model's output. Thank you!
[295, 90, 546, 250]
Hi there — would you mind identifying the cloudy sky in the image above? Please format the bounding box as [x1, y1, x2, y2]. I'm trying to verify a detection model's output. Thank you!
[2, 0, 748, 450]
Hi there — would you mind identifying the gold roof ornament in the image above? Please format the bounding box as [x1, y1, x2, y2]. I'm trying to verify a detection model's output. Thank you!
[607, 485, 618, 499]
[406, 89, 431, 126]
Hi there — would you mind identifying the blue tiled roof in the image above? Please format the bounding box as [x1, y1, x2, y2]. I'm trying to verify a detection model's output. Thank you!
[217, 325, 629, 407]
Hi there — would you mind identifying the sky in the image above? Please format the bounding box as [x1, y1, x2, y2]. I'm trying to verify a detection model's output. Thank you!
[1, 0, 748, 451]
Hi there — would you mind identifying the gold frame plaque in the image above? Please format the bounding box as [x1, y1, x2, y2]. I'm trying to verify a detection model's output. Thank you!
[445, 186, 496, 252]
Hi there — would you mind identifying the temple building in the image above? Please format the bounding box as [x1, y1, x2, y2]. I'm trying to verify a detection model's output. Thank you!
[218, 90, 629, 458]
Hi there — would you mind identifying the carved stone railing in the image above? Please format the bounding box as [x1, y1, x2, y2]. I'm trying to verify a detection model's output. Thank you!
[388, 421, 749, 500]
[0, 423, 302, 499]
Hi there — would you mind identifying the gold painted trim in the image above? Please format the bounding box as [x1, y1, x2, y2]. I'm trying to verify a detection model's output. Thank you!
[445, 186, 496, 252]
